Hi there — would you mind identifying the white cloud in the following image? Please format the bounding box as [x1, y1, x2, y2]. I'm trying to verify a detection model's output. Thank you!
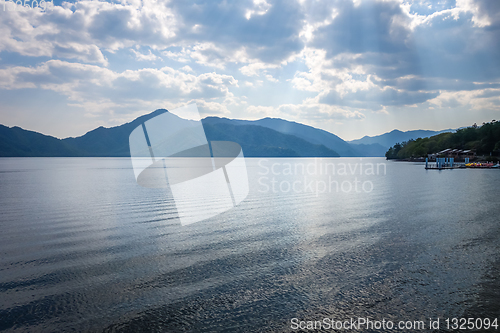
[195, 100, 231, 115]
[428, 89, 500, 111]
[245, 100, 365, 123]
[0, 0, 177, 65]
[162, 43, 252, 69]
[246, 105, 276, 118]
[245, 0, 272, 20]
[240, 62, 279, 77]
[130, 49, 160, 62]
[180, 65, 194, 72]
[0, 60, 238, 118]
[456, 0, 500, 28]
[265, 74, 278, 83]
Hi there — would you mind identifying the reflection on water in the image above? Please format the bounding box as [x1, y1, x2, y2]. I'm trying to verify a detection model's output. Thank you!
[0, 158, 499, 332]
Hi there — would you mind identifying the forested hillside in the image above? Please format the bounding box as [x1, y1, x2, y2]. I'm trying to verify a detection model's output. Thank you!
[385, 121, 500, 159]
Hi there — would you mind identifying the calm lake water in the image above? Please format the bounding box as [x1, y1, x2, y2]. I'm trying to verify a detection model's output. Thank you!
[0, 157, 499, 332]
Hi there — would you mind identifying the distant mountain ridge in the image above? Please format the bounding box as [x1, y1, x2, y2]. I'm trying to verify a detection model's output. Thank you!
[0, 109, 339, 157]
[203, 117, 357, 156]
[203, 122, 339, 157]
[0, 125, 81, 157]
[203, 117, 387, 157]
[0, 109, 172, 157]
[349, 129, 456, 149]
[63, 108, 170, 157]
[0, 109, 456, 158]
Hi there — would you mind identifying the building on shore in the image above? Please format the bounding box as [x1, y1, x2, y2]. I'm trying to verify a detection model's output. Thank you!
[432, 148, 476, 161]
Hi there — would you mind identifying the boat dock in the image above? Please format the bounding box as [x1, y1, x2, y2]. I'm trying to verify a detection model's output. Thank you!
[425, 157, 500, 170]
[425, 157, 463, 170]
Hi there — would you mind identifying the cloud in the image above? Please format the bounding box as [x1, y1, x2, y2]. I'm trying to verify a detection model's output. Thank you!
[265, 74, 278, 82]
[311, 0, 411, 57]
[0, 0, 306, 68]
[162, 43, 249, 69]
[278, 102, 365, 121]
[167, 0, 305, 64]
[246, 100, 365, 122]
[194, 100, 231, 115]
[283, 0, 500, 116]
[319, 87, 439, 110]
[428, 89, 500, 111]
[245, 0, 272, 20]
[246, 105, 276, 117]
[180, 65, 194, 73]
[372, 76, 500, 92]
[0, 0, 177, 65]
[240, 62, 279, 76]
[0, 60, 238, 117]
[457, 0, 500, 28]
[0, 6, 108, 64]
[130, 49, 161, 62]
[1, 0, 499, 140]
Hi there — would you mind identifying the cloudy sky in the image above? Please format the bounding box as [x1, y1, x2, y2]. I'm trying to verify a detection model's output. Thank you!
[0, 0, 499, 140]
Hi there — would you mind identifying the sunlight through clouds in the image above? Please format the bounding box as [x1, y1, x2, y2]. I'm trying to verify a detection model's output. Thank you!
[0, 0, 499, 139]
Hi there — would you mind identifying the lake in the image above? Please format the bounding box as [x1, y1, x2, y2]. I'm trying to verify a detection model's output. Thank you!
[0, 157, 499, 332]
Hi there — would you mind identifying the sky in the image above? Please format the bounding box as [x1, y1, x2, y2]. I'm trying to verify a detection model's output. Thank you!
[0, 0, 499, 141]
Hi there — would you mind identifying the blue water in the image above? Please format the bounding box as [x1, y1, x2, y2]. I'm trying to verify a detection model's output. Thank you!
[0, 158, 499, 332]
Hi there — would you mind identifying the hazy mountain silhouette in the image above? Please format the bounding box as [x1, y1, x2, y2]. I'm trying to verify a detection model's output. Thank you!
[203, 117, 363, 156]
[2, 108, 453, 158]
[203, 122, 339, 157]
[62, 108, 170, 156]
[349, 129, 455, 149]
[0, 109, 339, 157]
[203, 117, 390, 156]
[0, 125, 80, 157]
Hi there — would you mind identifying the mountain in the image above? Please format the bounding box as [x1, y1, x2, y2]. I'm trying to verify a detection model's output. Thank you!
[203, 122, 339, 157]
[0, 125, 81, 157]
[5, 109, 456, 158]
[349, 129, 455, 150]
[203, 117, 386, 156]
[0, 109, 339, 157]
[62, 108, 170, 156]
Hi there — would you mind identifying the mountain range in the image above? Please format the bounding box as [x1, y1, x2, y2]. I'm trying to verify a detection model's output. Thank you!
[0, 109, 455, 157]
[202, 117, 390, 157]
[348, 129, 455, 149]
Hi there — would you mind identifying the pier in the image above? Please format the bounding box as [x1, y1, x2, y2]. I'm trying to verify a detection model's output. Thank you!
[425, 158, 499, 170]
[425, 157, 467, 170]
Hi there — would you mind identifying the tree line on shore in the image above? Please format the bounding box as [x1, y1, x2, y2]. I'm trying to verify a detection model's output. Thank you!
[385, 120, 500, 160]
